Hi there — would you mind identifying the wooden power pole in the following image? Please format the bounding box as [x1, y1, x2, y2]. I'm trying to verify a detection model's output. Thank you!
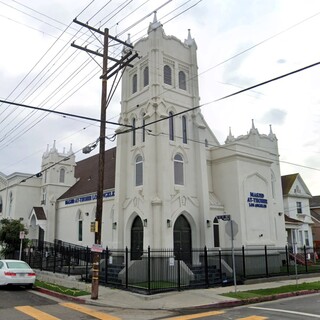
[71, 19, 138, 300]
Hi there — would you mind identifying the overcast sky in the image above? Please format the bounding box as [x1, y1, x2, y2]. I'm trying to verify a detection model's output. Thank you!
[0, 0, 320, 195]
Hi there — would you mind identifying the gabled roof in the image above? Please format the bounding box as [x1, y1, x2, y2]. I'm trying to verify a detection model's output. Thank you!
[311, 209, 320, 222]
[284, 214, 303, 225]
[281, 174, 298, 195]
[59, 147, 116, 200]
[310, 195, 320, 208]
[33, 207, 46, 220]
[281, 173, 312, 197]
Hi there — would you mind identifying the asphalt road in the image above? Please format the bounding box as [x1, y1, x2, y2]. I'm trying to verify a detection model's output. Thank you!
[0, 286, 319, 319]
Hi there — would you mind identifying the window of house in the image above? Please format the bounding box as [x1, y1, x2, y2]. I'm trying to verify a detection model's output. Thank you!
[135, 155, 143, 186]
[182, 116, 187, 144]
[143, 66, 149, 87]
[169, 111, 174, 141]
[164, 65, 172, 85]
[174, 154, 184, 185]
[59, 168, 65, 183]
[298, 230, 303, 246]
[132, 74, 137, 93]
[297, 202, 302, 214]
[132, 118, 136, 146]
[304, 230, 310, 246]
[178, 71, 186, 90]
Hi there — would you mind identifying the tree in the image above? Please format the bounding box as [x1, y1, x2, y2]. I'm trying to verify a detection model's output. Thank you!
[0, 218, 28, 258]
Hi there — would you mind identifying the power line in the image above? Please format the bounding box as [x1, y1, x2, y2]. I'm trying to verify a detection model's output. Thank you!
[0, 98, 132, 127]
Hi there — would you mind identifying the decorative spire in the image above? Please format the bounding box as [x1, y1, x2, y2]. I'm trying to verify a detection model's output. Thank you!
[153, 11, 157, 24]
[68, 143, 73, 155]
[43, 144, 49, 158]
[184, 29, 196, 47]
[148, 11, 161, 33]
[126, 33, 131, 45]
[225, 127, 235, 143]
[122, 33, 132, 55]
[50, 140, 57, 153]
[268, 124, 276, 140]
[249, 119, 259, 135]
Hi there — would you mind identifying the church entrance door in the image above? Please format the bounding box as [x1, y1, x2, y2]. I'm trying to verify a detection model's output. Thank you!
[174, 215, 192, 265]
[131, 216, 143, 260]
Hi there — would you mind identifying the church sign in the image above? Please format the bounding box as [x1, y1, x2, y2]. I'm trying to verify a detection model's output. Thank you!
[65, 190, 115, 205]
[247, 192, 268, 208]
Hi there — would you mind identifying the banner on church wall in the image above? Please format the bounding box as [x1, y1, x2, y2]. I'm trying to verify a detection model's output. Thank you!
[65, 190, 115, 205]
[247, 192, 268, 208]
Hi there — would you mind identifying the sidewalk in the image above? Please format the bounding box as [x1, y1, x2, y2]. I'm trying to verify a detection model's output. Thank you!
[35, 271, 320, 310]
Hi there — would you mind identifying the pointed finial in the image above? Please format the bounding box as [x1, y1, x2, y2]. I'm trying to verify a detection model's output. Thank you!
[68, 143, 73, 155]
[184, 29, 196, 47]
[268, 124, 276, 140]
[153, 11, 157, 23]
[126, 33, 131, 45]
[148, 11, 161, 33]
[225, 126, 235, 143]
[251, 119, 255, 129]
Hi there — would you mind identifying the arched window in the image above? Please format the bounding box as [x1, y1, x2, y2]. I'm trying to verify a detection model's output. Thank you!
[205, 139, 208, 147]
[135, 155, 143, 186]
[213, 217, 220, 247]
[182, 116, 187, 144]
[132, 118, 136, 146]
[132, 74, 137, 93]
[41, 188, 46, 205]
[143, 66, 149, 87]
[174, 154, 184, 185]
[59, 168, 65, 183]
[78, 212, 83, 241]
[0, 196, 2, 213]
[169, 111, 174, 141]
[164, 65, 172, 85]
[179, 71, 186, 90]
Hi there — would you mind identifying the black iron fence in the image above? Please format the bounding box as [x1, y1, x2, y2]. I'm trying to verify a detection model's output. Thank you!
[13, 241, 320, 294]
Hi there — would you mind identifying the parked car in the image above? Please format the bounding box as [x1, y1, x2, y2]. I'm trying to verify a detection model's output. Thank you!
[0, 260, 36, 289]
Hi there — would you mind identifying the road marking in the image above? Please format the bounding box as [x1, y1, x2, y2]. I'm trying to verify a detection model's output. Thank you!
[237, 316, 268, 320]
[250, 306, 320, 318]
[165, 310, 225, 319]
[60, 302, 121, 320]
[15, 306, 60, 320]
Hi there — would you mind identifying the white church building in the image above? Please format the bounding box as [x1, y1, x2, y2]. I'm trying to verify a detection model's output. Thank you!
[0, 16, 288, 264]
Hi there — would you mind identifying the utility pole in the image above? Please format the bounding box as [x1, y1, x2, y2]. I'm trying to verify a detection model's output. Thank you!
[71, 18, 138, 300]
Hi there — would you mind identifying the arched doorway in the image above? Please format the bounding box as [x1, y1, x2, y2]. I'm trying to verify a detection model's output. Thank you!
[174, 215, 192, 265]
[213, 217, 220, 247]
[131, 216, 143, 260]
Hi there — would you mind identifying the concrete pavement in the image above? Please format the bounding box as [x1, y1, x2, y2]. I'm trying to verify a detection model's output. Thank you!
[35, 270, 320, 310]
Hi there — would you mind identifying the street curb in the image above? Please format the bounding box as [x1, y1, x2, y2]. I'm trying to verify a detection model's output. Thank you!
[34, 287, 87, 304]
[178, 289, 320, 311]
[34, 287, 320, 311]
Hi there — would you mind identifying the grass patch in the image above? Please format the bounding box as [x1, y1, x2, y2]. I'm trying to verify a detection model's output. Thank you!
[222, 281, 320, 300]
[35, 280, 90, 297]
